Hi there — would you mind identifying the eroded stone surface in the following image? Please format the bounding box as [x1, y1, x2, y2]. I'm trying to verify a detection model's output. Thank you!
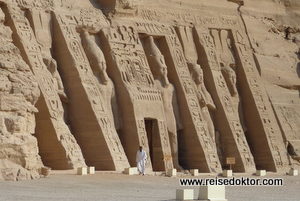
[0, 0, 299, 180]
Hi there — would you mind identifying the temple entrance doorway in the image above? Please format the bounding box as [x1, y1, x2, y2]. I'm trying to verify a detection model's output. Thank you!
[144, 119, 164, 171]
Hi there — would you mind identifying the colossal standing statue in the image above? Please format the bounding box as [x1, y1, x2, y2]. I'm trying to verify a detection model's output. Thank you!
[144, 36, 183, 170]
[81, 29, 120, 130]
[188, 62, 217, 141]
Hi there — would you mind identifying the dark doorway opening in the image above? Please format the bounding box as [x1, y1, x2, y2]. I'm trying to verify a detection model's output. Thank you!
[144, 119, 164, 171]
[145, 119, 154, 163]
[177, 129, 187, 169]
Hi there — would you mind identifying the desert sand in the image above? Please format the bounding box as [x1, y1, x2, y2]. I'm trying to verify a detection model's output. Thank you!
[0, 171, 299, 201]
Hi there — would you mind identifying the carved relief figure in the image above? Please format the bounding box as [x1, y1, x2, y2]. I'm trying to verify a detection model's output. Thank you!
[29, 9, 68, 103]
[144, 36, 183, 170]
[177, 26, 217, 141]
[211, 29, 247, 131]
[81, 30, 120, 129]
[220, 61, 238, 97]
[42, 53, 69, 103]
[188, 62, 216, 140]
[211, 29, 238, 97]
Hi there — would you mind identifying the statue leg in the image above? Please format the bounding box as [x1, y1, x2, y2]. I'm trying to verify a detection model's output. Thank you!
[202, 107, 215, 141]
[168, 130, 183, 170]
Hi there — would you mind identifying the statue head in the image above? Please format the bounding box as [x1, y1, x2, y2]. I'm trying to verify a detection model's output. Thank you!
[145, 36, 168, 77]
[158, 62, 168, 77]
[188, 62, 204, 84]
[98, 60, 107, 72]
[96, 47, 107, 72]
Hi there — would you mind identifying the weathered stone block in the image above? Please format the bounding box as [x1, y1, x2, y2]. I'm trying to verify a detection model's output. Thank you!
[190, 169, 199, 176]
[77, 167, 87, 175]
[256, 170, 266, 176]
[88, 166, 95, 174]
[124, 167, 138, 175]
[222, 170, 232, 177]
[289, 169, 298, 176]
[176, 189, 194, 200]
[167, 169, 177, 177]
[199, 185, 227, 201]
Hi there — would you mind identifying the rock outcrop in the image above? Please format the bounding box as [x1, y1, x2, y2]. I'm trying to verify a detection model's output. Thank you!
[0, 6, 42, 180]
[0, 0, 299, 180]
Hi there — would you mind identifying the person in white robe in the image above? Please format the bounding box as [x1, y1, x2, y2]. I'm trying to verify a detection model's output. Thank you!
[136, 146, 147, 175]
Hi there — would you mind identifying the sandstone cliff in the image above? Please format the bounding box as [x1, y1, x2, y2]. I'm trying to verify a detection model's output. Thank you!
[0, 5, 42, 180]
[0, 0, 299, 180]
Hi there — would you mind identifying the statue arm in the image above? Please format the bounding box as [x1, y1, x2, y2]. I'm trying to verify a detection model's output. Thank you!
[172, 85, 183, 130]
[111, 83, 121, 130]
[194, 83, 206, 108]
[201, 84, 216, 111]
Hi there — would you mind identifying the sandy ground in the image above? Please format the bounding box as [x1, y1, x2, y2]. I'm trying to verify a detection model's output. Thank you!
[0, 170, 299, 201]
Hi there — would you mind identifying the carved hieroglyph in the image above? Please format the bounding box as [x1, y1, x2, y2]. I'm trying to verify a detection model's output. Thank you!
[231, 29, 290, 171]
[100, 21, 173, 171]
[0, 0, 299, 179]
[135, 22, 222, 172]
[164, 32, 222, 172]
[192, 27, 255, 172]
[143, 35, 183, 170]
[52, 13, 130, 171]
[267, 85, 300, 164]
[5, 4, 86, 170]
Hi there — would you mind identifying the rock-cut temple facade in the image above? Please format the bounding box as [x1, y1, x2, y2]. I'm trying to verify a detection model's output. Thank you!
[0, 0, 299, 180]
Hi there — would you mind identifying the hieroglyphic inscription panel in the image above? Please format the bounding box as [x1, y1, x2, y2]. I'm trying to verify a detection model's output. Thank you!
[195, 27, 255, 172]
[272, 104, 300, 158]
[102, 22, 173, 169]
[137, 8, 240, 29]
[104, 25, 155, 88]
[6, 4, 85, 168]
[232, 29, 289, 170]
[136, 20, 222, 171]
[275, 106, 300, 140]
[54, 13, 129, 169]
[137, 119, 150, 151]
[167, 34, 221, 171]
